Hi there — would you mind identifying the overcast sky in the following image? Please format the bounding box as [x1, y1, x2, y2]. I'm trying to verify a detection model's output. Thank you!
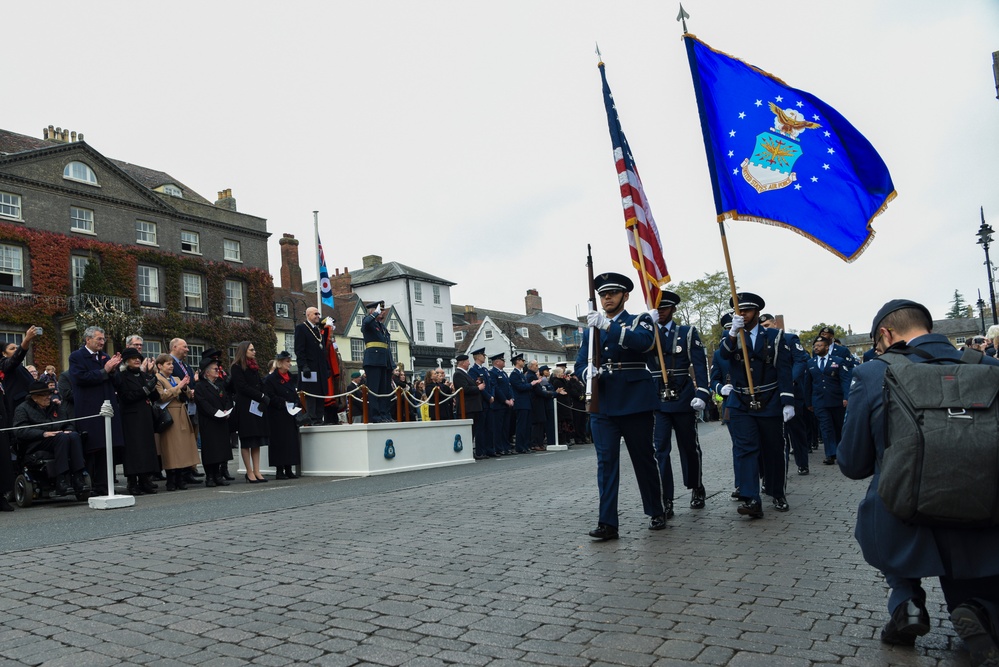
[7, 1, 999, 335]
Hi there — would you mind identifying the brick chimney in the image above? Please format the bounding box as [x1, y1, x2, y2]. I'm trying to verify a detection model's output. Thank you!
[362, 254, 383, 269]
[525, 289, 542, 315]
[329, 266, 352, 296]
[215, 188, 237, 211]
[463, 304, 478, 323]
[279, 234, 303, 292]
[43, 125, 83, 143]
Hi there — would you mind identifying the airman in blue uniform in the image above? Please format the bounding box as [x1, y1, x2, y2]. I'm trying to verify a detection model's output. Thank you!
[709, 313, 739, 499]
[488, 353, 513, 455]
[468, 348, 494, 457]
[761, 313, 811, 476]
[647, 290, 711, 517]
[361, 301, 394, 422]
[509, 353, 535, 454]
[804, 334, 852, 465]
[720, 292, 794, 518]
[574, 272, 664, 540]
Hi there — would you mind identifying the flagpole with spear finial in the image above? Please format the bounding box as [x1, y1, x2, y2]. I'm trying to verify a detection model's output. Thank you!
[677, 4, 758, 406]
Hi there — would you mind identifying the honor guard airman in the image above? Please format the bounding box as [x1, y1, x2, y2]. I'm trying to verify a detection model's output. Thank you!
[488, 353, 514, 455]
[720, 292, 794, 518]
[804, 333, 852, 465]
[574, 272, 664, 539]
[647, 290, 711, 517]
[761, 312, 811, 476]
[361, 301, 394, 422]
[468, 348, 495, 456]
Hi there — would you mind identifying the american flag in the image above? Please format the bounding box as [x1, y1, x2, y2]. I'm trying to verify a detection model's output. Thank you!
[598, 61, 670, 308]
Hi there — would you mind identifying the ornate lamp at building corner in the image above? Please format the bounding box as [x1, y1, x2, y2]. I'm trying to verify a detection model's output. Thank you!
[977, 207, 998, 326]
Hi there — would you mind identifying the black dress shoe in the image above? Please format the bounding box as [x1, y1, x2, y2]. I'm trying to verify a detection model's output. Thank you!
[690, 487, 706, 509]
[189, 469, 205, 478]
[730, 489, 741, 501]
[773, 496, 790, 512]
[152, 471, 167, 481]
[648, 515, 666, 531]
[737, 498, 764, 518]
[881, 599, 930, 646]
[797, 467, 809, 475]
[822, 456, 837, 465]
[950, 601, 999, 666]
[221, 469, 235, 481]
[275, 472, 289, 480]
[664, 499, 674, 519]
[588, 523, 619, 540]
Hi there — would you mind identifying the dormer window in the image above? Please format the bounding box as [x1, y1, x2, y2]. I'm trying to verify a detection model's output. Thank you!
[162, 184, 182, 198]
[63, 161, 98, 186]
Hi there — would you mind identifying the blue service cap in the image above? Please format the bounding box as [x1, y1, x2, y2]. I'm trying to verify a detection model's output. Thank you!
[869, 299, 933, 339]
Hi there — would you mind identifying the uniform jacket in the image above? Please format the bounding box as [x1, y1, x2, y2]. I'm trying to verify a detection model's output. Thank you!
[803, 352, 852, 408]
[647, 321, 710, 413]
[361, 313, 394, 369]
[68, 346, 124, 453]
[469, 364, 492, 403]
[294, 321, 330, 391]
[838, 333, 999, 579]
[489, 366, 513, 407]
[510, 367, 533, 411]
[709, 348, 730, 395]
[719, 325, 793, 417]
[785, 332, 810, 407]
[573, 310, 658, 417]
[451, 367, 482, 414]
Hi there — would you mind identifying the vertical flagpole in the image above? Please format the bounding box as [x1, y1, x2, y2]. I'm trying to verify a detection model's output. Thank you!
[313, 211, 322, 313]
[630, 226, 669, 388]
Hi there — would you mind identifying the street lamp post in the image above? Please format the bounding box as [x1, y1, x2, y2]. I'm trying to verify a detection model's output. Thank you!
[978, 290, 987, 336]
[977, 207, 998, 326]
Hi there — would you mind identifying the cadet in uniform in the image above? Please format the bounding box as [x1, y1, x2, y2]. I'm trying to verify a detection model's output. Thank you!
[468, 348, 494, 457]
[488, 353, 513, 455]
[710, 313, 739, 499]
[720, 292, 794, 518]
[509, 353, 535, 454]
[804, 334, 852, 465]
[361, 301, 394, 422]
[647, 290, 711, 517]
[574, 272, 664, 539]
[761, 313, 811, 475]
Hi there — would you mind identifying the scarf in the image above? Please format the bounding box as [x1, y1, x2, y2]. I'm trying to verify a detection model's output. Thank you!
[246, 358, 259, 372]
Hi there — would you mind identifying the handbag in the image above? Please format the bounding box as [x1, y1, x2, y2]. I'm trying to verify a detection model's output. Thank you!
[152, 403, 174, 433]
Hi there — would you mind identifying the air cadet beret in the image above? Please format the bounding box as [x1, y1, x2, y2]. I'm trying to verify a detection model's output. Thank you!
[728, 292, 765, 311]
[350, 371, 362, 379]
[489, 352, 505, 362]
[510, 353, 524, 362]
[470, 347, 486, 357]
[658, 291, 681, 308]
[455, 354, 469, 362]
[869, 299, 933, 339]
[202, 348, 223, 361]
[275, 350, 292, 361]
[720, 312, 733, 329]
[594, 272, 634, 294]
[121, 347, 143, 362]
[199, 357, 218, 372]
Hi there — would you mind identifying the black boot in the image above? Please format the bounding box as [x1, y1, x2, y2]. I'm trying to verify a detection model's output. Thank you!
[126, 475, 144, 496]
[214, 464, 230, 487]
[165, 470, 177, 492]
[220, 464, 235, 481]
[174, 469, 188, 490]
[139, 474, 157, 494]
[285, 466, 299, 479]
[54, 473, 72, 497]
[205, 473, 217, 487]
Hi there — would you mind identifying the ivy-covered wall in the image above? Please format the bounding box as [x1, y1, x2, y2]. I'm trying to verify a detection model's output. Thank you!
[0, 220, 276, 369]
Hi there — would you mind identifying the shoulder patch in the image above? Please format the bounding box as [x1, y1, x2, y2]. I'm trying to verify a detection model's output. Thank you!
[639, 320, 653, 331]
[694, 339, 702, 347]
[796, 343, 804, 351]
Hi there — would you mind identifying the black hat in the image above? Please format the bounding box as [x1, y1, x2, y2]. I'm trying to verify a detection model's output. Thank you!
[658, 290, 681, 308]
[365, 300, 385, 310]
[489, 352, 505, 362]
[720, 312, 733, 329]
[470, 347, 486, 357]
[275, 350, 292, 361]
[199, 357, 218, 372]
[510, 353, 524, 362]
[27, 380, 53, 396]
[760, 313, 775, 323]
[202, 348, 223, 361]
[594, 272, 634, 294]
[729, 292, 765, 311]
[869, 299, 934, 339]
[455, 354, 469, 362]
[121, 347, 143, 362]
[539, 365, 550, 373]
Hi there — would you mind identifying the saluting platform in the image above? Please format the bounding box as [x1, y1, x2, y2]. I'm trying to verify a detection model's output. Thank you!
[245, 419, 475, 477]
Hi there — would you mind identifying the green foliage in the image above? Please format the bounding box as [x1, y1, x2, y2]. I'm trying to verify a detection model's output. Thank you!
[946, 289, 971, 319]
[796, 323, 848, 348]
[671, 271, 735, 355]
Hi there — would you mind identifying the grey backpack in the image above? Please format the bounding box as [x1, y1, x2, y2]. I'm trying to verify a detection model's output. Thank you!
[877, 347, 999, 527]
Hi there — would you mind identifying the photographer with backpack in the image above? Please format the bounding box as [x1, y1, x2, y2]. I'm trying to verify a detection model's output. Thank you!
[838, 299, 999, 665]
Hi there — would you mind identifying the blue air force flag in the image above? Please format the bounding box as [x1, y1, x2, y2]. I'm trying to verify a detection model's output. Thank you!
[683, 35, 896, 261]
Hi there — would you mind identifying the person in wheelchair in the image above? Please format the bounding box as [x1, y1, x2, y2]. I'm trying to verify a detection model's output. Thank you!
[13, 380, 89, 497]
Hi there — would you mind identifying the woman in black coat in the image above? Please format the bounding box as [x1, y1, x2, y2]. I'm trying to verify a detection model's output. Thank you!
[229, 340, 269, 483]
[112, 348, 160, 494]
[0, 326, 38, 512]
[194, 357, 234, 487]
[262, 351, 302, 479]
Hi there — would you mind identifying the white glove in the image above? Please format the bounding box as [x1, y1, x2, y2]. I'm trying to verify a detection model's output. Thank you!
[375, 305, 383, 315]
[585, 364, 601, 381]
[783, 405, 796, 423]
[586, 310, 610, 331]
[730, 314, 745, 335]
[690, 397, 706, 411]
[646, 308, 661, 323]
[324, 316, 335, 329]
[720, 384, 733, 396]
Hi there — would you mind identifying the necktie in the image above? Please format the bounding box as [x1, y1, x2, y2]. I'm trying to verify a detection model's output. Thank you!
[819, 357, 826, 371]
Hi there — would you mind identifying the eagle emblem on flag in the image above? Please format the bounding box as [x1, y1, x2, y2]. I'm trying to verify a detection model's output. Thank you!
[741, 102, 821, 194]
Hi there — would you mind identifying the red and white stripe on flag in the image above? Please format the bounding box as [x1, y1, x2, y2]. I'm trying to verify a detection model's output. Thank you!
[615, 148, 670, 308]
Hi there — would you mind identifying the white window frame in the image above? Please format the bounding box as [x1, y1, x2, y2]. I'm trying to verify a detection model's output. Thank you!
[180, 230, 201, 255]
[389, 319, 398, 332]
[355, 313, 363, 328]
[63, 161, 99, 186]
[144, 340, 163, 357]
[454, 331, 464, 342]
[416, 320, 425, 342]
[432, 285, 441, 305]
[0, 331, 23, 346]
[225, 279, 244, 315]
[0, 244, 24, 289]
[162, 184, 182, 198]
[137, 265, 159, 305]
[350, 339, 363, 359]
[0, 192, 21, 220]
[484, 329, 493, 340]
[136, 220, 158, 245]
[182, 273, 203, 311]
[223, 239, 241, 262]
[275, 302, 290, 318]
[435, 322, 444, 344]
[70, 206, 94, 233]
[283, 333, 295, 354]
[414, 282, 423, 303]
[71, 256, 90, 294]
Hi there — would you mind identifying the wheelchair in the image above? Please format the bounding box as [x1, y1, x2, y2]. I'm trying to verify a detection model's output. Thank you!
[12, 436, 91, 507]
